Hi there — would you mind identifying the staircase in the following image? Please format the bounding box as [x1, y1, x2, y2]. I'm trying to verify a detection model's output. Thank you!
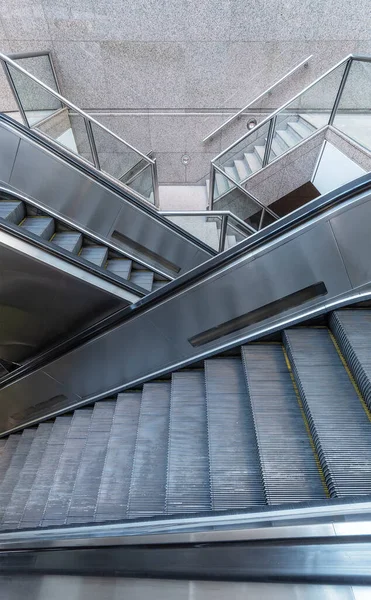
[0, 199, 168, 294]
[1, 308, 371, 529]
[207, 115, 316, 201]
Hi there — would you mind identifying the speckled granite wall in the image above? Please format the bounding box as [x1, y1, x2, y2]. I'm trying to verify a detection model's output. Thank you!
[0, 0, 370, 183]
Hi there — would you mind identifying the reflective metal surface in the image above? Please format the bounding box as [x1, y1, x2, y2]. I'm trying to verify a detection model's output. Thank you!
[0, 182, 371, 433]
[0, 117, 214, 277]
[0, 576, 361, 600]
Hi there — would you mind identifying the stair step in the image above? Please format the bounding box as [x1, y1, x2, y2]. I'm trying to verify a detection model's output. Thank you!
[205, 358, 265, 510]
[52, 231, 83, 254]
[0, 435, 21, 481]
[215, 172, 231, 197]
[330, 310, 371, 412]
[105, 258, 132, 280]
[241, 344, 326, 504]
[41, 409, 94, 527]
[254, 145, 266, 162]
[0, 429, 36, 520]
[1, 423, 54, 529]
[127, 383, 171, 518]
[80, 245, 108, 267]
[205, 179, 210, 199]
[224, 165, 238, 183]
[19, 416, 73, 529]
[130, 270, 154, 291]
[95, 393, 141, 522]
[271, 137, 286, 158]
[20, 216, 55, 240]
[234, 159, 251, 181]
[0, 200, 25, 224]
[166, 371, 210, 514]
[288, 120, 314, 140]
[284, 328, 371, 498]
[244, 151, 261, 174]
[65, 402, 116, 525]
[276, 127, 298, 149]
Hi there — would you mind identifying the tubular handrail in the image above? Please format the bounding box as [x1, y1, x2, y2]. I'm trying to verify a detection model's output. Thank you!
[203, 54, 313, 143]
[0, 52, 154, 164]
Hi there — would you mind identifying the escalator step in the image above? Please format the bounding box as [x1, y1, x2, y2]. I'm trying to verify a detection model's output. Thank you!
[20, 216, 55, 240]
[1, 423, 53, 529]
[80, 245, 108, 267]
[0, 429, 36, 520]
[205, 358, 265, 510]
[127, 383, 171, 518]
[166, 371, 210, 514]
[330, 310, 371, 412]
[41, 409, 94, 527]
[19, 416, 73, 529]
[65, 401, 116, 524]
[284, 328, 371, 498]
[105, 258, 132, 280]
[0, 435, 21, 481]
[241, 344, 327, 504]
[130, 270, 154, 291]
[0, 200, 25, 224]
[95, 393, 141, 522]
[52, 231, 83, 254]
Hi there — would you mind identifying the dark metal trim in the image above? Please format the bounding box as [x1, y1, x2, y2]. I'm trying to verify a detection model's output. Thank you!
[218, 214, 228, 252]
[189, 282, 327, 347]
[1, 536, 371, 583]
[0, 114, 216, 256]
[262, 115, 276, 167]
[84, 117, 100, 169]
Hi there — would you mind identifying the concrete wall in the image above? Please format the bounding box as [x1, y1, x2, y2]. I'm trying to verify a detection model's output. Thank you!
[0, 0, 371, 184]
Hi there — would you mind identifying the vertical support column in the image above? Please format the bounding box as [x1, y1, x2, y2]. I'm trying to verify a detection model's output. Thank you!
[84, 117, 100, 170]
[208, 164, 216, 211]
[152, 158, 160, 208]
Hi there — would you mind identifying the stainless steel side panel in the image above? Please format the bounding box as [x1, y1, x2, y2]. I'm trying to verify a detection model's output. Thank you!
[1, 189, 371, 433]
[0, 576, 359, 600]
[0, 125, 19, 182]
[1, 121, 212, 275]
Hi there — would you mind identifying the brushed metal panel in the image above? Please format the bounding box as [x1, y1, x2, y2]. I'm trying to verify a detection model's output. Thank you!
[4, 126, 212, 274]
[330, 195, 371, 288]
[0, 125, 19, 183]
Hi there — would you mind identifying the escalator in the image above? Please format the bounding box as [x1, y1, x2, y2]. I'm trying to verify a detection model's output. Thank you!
[0, 174, 371, 589]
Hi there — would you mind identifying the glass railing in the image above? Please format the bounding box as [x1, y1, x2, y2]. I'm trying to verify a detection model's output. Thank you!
[160, 211, 256, 252]
[0, 51, 158, 206]
[209, 55, 371, 210]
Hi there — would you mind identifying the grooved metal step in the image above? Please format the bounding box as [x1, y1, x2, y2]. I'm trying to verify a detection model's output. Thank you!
[130, 270, 154, 291]
[205, 358, 265, 510]
[52, 231, 83, 254]
[330, 310, 371, 412]
[95, 393, 141, 522]
[0, 200, 25, 224]
[65, 402, 116, 525]
[166, 371, 210, 514]
[79, 245, 108, 267]
[20, 216, 55, 240]
[127, 383, 171, 518]
[242, 344, 327, 504]
[284, 328, 371, 498]
[0, 429, 35, 520]
[106, 258, 132, 280]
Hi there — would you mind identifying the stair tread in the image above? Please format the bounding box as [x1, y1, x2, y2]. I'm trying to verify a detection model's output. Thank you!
[205, 358, 265, 510]
[106, 258, 132, 280]
[0, 200, 25, 224]
[288, 120, 314, 140]
[284, 328, 371, 498]
[244, 151, 261, 174]
[52, 231, 83, 254]
[276, 127, 298, 149]
[215, 171, 231, 197]
[0, 429, 36, 519]
[127, 383, 171, 518]
[234, 159, 251, 181]
[65, 402, 116, 524]
[242, 344, 326, 504]
[80, 245, 108, 267]
[95, 394, 141, 521]
[130, 270, 154, 291]
[166, 371, 210, 514]
[20, 216, 55, 240]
